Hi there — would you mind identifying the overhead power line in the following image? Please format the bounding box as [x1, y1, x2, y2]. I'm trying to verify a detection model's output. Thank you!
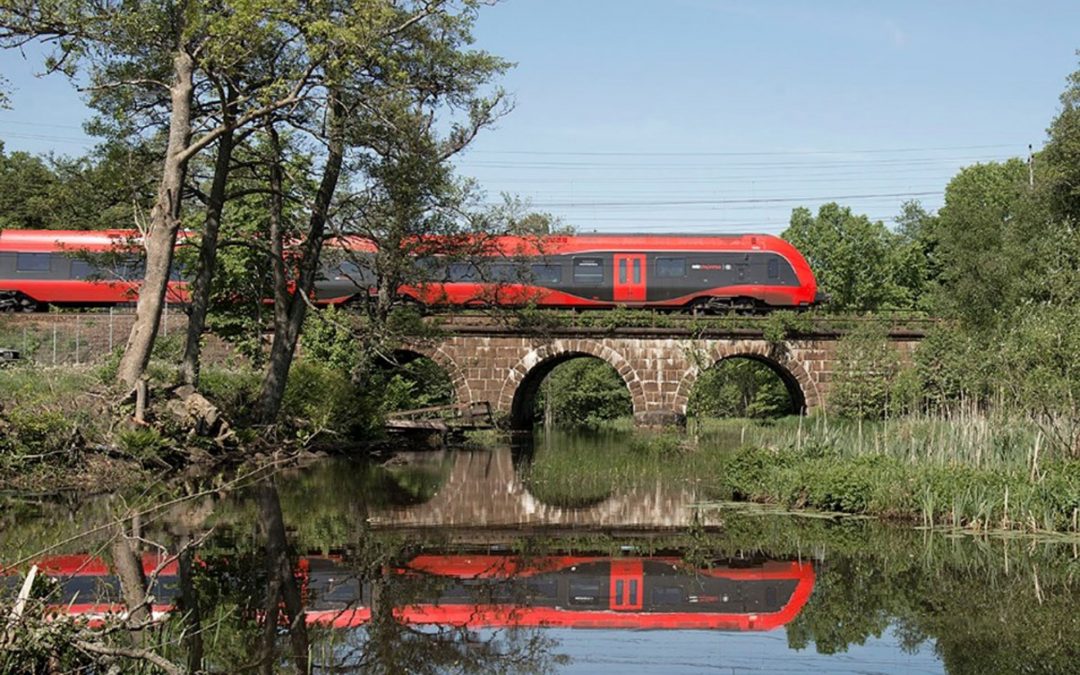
[466, 143, 1020, 157]
[495, 190, 939, 209]
[459, 154, 1013, 171]
[0, 118, 88, 130]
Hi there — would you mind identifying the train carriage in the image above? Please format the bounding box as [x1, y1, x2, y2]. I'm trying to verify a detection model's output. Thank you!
[0, 229, 822, 313]
[318, 232, 822, 311]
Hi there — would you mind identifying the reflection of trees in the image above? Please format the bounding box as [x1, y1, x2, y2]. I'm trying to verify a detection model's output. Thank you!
[166, 478, 562, 673]
[257, 480, 310, 674]
[782, 532, 1080, 674]
[341, 570, 563, 674]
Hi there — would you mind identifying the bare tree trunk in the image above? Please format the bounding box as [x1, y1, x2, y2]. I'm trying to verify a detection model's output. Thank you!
[116, 49, 195, 388]
[257, 90, 346, 424]
[177, 536, 204, 673]
[258, 481, 310, 674]
[181, 86, 237, 387]
[110, 524, 149, 642]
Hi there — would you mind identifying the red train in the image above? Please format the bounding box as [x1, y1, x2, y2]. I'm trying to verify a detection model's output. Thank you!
[5, 552, 816, 632]
[0, 229, 822, 312]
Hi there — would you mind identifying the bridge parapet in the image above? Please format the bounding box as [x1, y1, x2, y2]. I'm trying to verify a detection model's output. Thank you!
[405, 318, 924, 428]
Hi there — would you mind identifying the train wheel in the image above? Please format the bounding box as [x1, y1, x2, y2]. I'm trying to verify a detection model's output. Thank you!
[0, 292, 41, 313]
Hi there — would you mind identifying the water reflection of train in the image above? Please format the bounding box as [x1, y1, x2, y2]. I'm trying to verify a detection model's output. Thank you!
[10, 553, 815, 632]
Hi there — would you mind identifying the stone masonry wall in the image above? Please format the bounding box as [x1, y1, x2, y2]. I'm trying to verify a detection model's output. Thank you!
[409, 331, 920, 427]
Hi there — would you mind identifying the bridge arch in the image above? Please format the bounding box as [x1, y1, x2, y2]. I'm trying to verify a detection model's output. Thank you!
[396, 343, 474, 406]
[673, 341, 819, 417]
[497, 339, 647, 430]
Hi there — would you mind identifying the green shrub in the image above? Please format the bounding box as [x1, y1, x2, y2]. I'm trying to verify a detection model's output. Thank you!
[0, 410, 75, 460]
[115, 427, 168, 459]
[371, 357, 455, 413]
[300, 305, 362, 373]
[829, 322, 902, 419]
[281, 361, 374, 439]
[628, 433, 686, 456]
[199, 367, 262, 421]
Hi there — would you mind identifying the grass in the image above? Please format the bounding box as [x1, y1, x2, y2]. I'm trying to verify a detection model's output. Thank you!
[524, 415, 1080, 535]
[0, 364, 146, 491]
[690, 411, 1050, 472]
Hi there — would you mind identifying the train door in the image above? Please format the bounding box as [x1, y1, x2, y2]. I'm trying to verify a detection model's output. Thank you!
[613, 253, 647, 303]
[609, 559, 644, 611]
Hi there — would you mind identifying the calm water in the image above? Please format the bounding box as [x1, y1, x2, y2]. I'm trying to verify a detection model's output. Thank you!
[2, 430, 1078, 674]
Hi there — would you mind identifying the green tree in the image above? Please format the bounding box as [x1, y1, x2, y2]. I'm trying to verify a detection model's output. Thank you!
[931, 159, 1032, 327]
[0, 143, 56, 229]
[254, 2, 510, 423]
[781, 203, 910, 312]
[0, 141, 157, 231]
[0, 0, 355, 388]
[536, 358, 633, 427]
[1042, 52, 1080, 218]
[828, 322, 903, 420]
[687, 358, 792, 419]
[892, 200, 938, 311]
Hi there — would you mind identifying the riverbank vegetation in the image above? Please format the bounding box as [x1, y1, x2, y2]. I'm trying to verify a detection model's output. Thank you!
[525, 414, 1080, 535]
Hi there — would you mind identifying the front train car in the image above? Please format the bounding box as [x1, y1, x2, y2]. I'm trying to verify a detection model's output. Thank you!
[319, 232, 821, 312]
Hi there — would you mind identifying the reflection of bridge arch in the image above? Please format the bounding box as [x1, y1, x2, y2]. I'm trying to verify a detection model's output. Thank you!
[672, 341, 819, 416]
[497, 339, 647, 430]
[398, 343, 474, 406]
[368, 448, 702, 529]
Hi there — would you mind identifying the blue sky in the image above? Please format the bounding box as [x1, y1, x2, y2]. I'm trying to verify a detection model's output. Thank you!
[2, 0, 1079, 234]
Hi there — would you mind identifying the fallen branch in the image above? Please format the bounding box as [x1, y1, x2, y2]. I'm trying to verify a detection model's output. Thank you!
[73, 639, 184, 675]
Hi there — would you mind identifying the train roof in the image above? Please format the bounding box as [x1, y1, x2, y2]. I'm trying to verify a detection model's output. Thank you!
[330, 231, 796, 256]
[0, 229, 141, 253]
[0, 229, 795, 257]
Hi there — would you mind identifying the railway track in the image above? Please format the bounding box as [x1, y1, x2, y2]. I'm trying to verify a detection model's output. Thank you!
[3, 308, 941, 328]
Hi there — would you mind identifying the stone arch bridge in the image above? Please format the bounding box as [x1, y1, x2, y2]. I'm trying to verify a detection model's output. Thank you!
[404, 318, 925, 428]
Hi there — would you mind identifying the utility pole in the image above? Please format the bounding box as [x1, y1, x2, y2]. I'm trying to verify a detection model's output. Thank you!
[1028, 143, 1035, 189]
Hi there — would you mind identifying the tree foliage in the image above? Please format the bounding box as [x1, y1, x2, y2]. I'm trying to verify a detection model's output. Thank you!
[687, 358, 792, 419]
[0, 141, 154, 230]
[782, 203, 917, 312]
[828, 323, 905, 420]
[536, 358, 633, 428]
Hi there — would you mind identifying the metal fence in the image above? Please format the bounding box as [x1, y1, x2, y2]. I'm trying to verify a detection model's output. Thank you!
[0, 307, 189, 366]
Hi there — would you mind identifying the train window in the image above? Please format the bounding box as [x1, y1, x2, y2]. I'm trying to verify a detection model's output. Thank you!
[573, 258, 603, 283]
[569, 579, 604, 606]
[108, 257, 145, 280]
[70, 260, 96, 279]
[632, 259, 641, 284]
[526, 578, 558, 602]
[415, 257, 447, 281]
[530, 263, 561, 284]
[656, 257, 686, 278]
[767, 257, 779, 279]
[448, 262, 479, 282]
[487, 263, 519, 282]
[652, 586, 684, 606]
[16, 253, 51, 272]
[618, 258, 627, 284]
[338, 261, 361, 278]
